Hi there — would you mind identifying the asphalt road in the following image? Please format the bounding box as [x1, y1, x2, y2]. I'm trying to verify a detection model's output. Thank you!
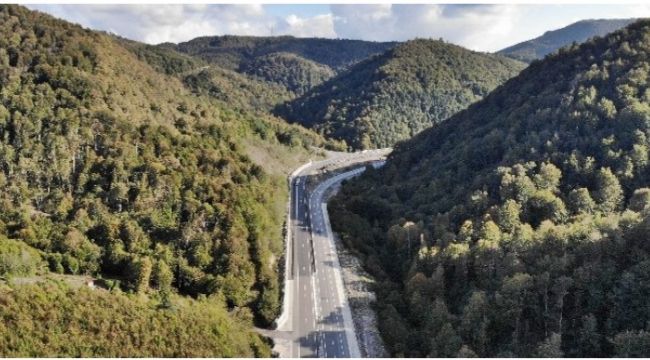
[273, 149, 389, 358]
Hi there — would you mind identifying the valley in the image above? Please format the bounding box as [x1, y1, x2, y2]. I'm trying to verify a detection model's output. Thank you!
[1, 3, 648, 358]
[272, 149, 389, 358]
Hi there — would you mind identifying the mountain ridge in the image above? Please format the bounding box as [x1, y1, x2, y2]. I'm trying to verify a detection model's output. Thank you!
[277, 38, 526, 149]
[172, 35, 397, 95]
[499, 18, 636, 62]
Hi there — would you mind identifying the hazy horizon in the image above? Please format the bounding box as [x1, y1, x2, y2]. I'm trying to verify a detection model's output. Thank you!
[26, 4, 650, 52]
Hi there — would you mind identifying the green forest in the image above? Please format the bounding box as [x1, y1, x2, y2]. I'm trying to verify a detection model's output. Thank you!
[5, 3, 650, 358]
[173, 35, 396, 96]
[0, 5, 338, 356]
[278, 39, 525, 149]
[331, 19, 650, 357]
[174, 35, 396, 72]
[0, 280, 269, 357]
[241, 52, 335, 96]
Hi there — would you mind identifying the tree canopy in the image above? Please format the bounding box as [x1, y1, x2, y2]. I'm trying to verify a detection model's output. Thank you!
[0, 5, 337, 355]
[331, 19, 650, 357]
[277, 39, 525, 149]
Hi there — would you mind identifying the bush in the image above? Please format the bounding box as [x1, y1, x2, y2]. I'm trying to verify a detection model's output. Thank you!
[0, 237, 43, 277]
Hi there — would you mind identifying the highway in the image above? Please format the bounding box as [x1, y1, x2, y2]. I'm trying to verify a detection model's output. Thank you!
[272, 149, 389, 358]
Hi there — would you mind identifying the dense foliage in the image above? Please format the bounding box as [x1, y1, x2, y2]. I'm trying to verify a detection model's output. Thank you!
[241, 52, 335, 95]
[182, 65, 293, 112]
[331, 20, 650, 357]
[0, 236, 43, 277]
[499, 19, 634, 63]
[278, 39, 525, 149]
[0, 281, 270, 357]
[172, 35, 396, 96]
[0, 5, 338, 354]
[119, 37, 206, 76]
[123, 38, 343, 150]
[174, 35, 396, 72]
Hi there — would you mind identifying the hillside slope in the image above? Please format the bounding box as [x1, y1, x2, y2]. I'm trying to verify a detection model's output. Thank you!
[278, 39, 525, 149]
[331, 20, 650, 357]
[0, 280, 269, 357]
[174, 35, 396, 71]
[241, 52, 335, 96]
[173, 35, 396, 95]
[0, 5, 327, 355]
[499, 18, 635, 62]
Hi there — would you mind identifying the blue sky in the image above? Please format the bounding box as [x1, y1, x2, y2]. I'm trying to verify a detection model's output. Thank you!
[27, 4, 650, 52]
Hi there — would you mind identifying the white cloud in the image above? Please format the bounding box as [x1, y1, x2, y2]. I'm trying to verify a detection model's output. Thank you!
[277, 14, 336, 38]
[330, 4, 522, 51]
[27, 4, 336, 45]
[26, 4, 650, 52]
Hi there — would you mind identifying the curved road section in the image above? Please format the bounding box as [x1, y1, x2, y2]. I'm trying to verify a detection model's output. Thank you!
[273, 149, 389, 358]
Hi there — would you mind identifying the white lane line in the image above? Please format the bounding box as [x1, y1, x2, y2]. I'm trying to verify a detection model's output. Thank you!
[320, 198, 362, 358]
[290, 163, 380, 358]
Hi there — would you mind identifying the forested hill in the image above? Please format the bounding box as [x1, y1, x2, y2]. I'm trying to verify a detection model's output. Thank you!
[277, 39, 526, 149]
[119, 38, 296, 114]
[330, 19, 650, 357]
[172, 35, 396, 95]
[0, 5, 326, 355]
[499, 18, 635, 63]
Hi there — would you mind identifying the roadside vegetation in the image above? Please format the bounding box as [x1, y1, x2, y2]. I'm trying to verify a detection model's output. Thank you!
[0, 280, 269, 357]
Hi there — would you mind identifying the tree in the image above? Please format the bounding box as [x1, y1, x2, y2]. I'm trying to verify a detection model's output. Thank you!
[119, 220, 150, 255]
[526, 189, 567, 225]
[497, 199, 521, 233]
[429, 323, 462, 357]
[535, 333, 564, 357]
[457, 345, 478, 357]
[131, 256, 152, 293]
[500, 166, 536, 203]
[613, 330, 650, 357]
[379, 305, 408, 354]
[479, 219, 501, 244]
[458, 220, 474, 242]
[568, 187, 596, 214]
[595, 167, 623, 212]
[534, 162, 562, 193]
[628, 188, 650, 212]
[152, 259, 173, 293]
[0, 237, 43, 276]
[575, 314, 601, 356]
[460, 291, 489, 356]
[551, 276, 573, 334]
[496, 273, 533, 353]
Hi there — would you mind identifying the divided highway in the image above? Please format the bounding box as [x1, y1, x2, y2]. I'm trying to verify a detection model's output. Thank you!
[272, 150, 389, 358]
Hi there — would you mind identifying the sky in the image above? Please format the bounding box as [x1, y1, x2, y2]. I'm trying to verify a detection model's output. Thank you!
[27, 4, 650, 52]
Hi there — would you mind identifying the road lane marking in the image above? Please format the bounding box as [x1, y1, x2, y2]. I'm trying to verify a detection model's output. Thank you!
[286, 161, 386, 357]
